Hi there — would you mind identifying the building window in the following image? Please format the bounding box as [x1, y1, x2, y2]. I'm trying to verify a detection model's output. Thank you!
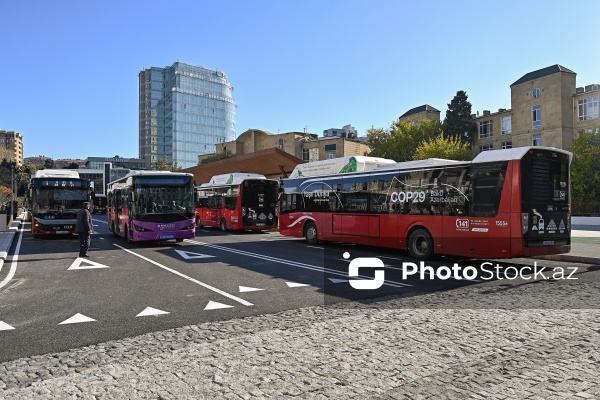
[501, 115, 512, 135]
[325, 150, 336, 159]
[478, 120, 493, 139]
[501, 141, 512, 149]
[278, 138, 285, 149]
[532, 134, 542, 146]
[532, 105, 541, 129]
[302, 149, 310, 162]
[479, 144, 493, 152]
[578, 96, 599, 121]
[532, 88, 541, 98]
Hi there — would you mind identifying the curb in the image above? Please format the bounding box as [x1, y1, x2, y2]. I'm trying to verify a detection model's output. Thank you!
[535, 254, 600, 265]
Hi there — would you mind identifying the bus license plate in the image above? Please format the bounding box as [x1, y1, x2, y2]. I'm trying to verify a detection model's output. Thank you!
[56, 231, 69, 234]
[160, 234, 175, 239]
[543, 240, 555, 246]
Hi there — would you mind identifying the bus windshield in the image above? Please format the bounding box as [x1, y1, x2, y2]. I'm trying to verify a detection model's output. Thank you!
[32, 179, 89, 215]
[134, 176, 195, 217]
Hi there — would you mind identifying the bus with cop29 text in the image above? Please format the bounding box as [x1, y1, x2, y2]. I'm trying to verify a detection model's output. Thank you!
[195, 173, 279, 231]
[278, 148, 572, 260]
[28, 170, 91, 237]
[107, 171, 196, 243]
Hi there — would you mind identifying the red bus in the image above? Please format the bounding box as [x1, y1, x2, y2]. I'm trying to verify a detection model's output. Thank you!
[195, 173, 279, 231]
[278, 147, 571, 260]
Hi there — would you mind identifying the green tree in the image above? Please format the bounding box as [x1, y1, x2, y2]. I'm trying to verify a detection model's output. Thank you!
[367, 119, 442, 162]
[63, 162, 80, 169]
[413, 133, 471, 161]
[152, 156, 182, 171]
[570, 129, 600, 204]
[200, 150, 234, 165]
[43, 158, 55, 169]
[442, 90, 476, 144]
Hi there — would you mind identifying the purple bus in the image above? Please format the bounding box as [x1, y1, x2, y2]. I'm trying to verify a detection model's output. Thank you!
[107, 171, 196, 243]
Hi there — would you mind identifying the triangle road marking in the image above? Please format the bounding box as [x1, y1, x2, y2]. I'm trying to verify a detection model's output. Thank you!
[204, 301, 234, 311]
[174, 250, 216, 260]
[59, 313, 96, 325]
[68, 258, 111, 270]
[136, 307, 170, 317]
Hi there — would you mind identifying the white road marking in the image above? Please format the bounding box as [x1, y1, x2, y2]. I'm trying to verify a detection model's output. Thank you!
[204, 301, 234, 310]
[185, 239, 411, 288]
[59, 313, 96, 325]
[0, 218, 25, 289]
[136, 307, 169, 317]
[174, 249, 215, 260]
[68, 258, 111, 270]
[286, 282, 310, 288]
[0, 321, 15, 331]
[239, 286, 264, 292]
[113, 244, 253, 306]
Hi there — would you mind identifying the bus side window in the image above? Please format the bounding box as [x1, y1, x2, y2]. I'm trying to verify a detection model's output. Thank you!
[469, 163, 507, 217]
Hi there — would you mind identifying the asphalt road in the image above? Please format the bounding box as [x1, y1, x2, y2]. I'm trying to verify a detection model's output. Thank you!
[0, 214, 591, 363]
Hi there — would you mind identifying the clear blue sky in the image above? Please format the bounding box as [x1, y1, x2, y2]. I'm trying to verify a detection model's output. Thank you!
[2, 0, 599, 160]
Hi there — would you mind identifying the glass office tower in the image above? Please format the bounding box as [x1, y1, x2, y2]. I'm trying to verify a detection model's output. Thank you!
[139, 62, 236, 169]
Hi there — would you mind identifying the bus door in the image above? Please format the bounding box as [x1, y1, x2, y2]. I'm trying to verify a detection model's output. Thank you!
[203, 190, 221, 226]
[223, 186, 239, 229]
[114, 190, 122, 234]
[443, 164, 505, 257]
[334, 176, 378, 245]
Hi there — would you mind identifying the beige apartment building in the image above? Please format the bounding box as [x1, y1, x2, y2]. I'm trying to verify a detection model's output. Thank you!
[472, 65, 599, 153]
[398, 65, 599, 155]
[399, 104, 441, 124]
[203, 128, 371, 163]
[0, 130, 24, 166]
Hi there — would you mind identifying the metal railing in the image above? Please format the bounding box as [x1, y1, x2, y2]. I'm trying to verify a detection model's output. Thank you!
[572, 202, 600, 216]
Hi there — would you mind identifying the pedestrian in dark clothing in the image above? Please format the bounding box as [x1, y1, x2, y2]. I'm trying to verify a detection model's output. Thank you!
[75, 202, 93, 257]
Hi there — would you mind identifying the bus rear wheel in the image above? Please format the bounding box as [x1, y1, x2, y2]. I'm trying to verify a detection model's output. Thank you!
[220, 219, 227, 232]
[304, 222, 318, 245]
[408, 228, 433, 261]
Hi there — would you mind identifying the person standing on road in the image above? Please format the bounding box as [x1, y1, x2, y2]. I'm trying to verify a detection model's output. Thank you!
[76, 202, 93, 257]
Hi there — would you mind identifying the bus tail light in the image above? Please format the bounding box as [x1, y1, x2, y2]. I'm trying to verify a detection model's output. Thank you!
[522, 213, 529, 234]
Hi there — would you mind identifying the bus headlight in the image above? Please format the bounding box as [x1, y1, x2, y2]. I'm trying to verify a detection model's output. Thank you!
[242, 207, 246, 217]
[181, 224, 195, 230]
[134, 224, 152, 232]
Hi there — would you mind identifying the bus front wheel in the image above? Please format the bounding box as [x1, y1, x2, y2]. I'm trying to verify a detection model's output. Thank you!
[304, 222, 318, 245]
[220, 219, 227, 232]
[408, 228, 433, 261]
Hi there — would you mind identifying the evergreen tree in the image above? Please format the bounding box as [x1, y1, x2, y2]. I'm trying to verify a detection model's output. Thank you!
[442, 90, 476, 144]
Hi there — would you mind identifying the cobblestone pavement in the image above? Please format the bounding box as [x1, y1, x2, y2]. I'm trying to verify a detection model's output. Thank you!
[1, 274, 599, 400]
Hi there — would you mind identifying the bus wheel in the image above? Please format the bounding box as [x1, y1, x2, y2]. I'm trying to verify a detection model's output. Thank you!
[408, 228, 433, 261]
[304, 222, 318, 245]
[176, 238, 184, 243]
[195, 217, 202, 228]
[220, 219, 227, 232]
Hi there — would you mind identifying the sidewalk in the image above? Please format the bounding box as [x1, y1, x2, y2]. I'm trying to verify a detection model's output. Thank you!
[0, 213, 25, 272]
